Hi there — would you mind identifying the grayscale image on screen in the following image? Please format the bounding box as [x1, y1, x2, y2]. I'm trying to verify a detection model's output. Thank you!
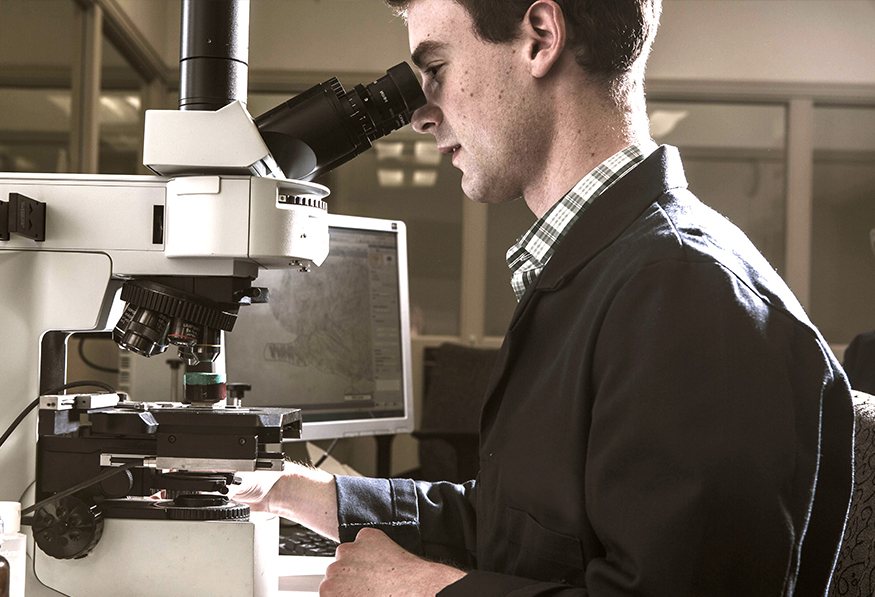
[225, 215, 413, 440]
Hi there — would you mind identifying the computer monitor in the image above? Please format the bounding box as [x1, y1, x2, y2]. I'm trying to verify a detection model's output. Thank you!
[224, 214, 414, 441]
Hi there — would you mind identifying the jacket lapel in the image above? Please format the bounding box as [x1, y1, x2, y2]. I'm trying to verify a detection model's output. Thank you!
[479, 146, 689, 436]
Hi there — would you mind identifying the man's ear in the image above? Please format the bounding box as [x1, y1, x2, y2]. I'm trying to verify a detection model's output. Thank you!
[521, 0, 566, 79]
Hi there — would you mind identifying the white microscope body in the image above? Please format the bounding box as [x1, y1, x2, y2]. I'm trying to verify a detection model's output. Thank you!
[0, 101, 328, 597]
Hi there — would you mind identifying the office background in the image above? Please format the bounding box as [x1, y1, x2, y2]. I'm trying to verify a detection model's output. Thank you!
[1, 0, 874, 476]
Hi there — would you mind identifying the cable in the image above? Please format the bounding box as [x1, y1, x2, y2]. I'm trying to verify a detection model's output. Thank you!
[313, 438, 340, 468]
[77, 336, 120, 374]
[46, 380, 116, 394]
[0, 379, 125, 521]
[0, 380, 116, 450]
[21, 461, 139, 518]
[0, 398, 39, 451]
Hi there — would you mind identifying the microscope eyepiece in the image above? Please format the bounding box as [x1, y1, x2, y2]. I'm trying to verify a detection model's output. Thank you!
[254, 62, 426, 181]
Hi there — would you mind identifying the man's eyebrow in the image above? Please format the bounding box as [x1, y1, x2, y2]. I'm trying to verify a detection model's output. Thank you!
[411, 40, 448, 69]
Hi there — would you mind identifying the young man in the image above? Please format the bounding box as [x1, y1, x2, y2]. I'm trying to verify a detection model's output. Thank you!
[233, 1, 855, 594]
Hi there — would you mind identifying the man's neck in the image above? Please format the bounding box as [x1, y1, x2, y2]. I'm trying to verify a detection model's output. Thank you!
[521, 80, 651, 219]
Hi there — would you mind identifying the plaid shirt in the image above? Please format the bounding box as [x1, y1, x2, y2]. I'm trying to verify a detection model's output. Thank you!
[506, 142, 658, 301]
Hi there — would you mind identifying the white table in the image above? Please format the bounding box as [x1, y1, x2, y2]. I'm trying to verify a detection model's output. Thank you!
[26, 553, 334, 596]
[278, 555, 333, 596]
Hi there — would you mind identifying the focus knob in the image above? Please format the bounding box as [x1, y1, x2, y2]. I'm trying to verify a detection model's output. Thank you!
[33, 496, 104, 560]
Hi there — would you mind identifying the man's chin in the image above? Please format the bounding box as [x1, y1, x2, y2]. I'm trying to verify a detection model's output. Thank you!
[461, 174, 492, 203]
[462, 177, 521, 205]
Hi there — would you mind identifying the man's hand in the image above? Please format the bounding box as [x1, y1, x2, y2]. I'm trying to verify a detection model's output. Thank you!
[320, 527, 466, 596]
[226, 469, 286, 512]
[228, 463, 340, 541]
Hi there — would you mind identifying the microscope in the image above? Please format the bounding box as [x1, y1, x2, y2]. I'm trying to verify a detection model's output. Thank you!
[0, 1, 424, 595]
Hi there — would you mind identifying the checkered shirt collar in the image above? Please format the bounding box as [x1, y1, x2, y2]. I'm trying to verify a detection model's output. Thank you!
[506, 142, 658, 301]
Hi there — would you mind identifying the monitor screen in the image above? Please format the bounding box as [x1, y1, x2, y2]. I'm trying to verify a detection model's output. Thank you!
[224, 214, 414, 441]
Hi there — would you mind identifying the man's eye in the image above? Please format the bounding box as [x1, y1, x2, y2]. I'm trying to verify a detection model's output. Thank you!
[426, 64, 443, 79]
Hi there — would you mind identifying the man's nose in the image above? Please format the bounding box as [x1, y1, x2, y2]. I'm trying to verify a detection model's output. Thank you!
[411, 101, 442, 134]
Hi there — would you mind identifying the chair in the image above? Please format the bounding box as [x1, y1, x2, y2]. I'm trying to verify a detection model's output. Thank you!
[409, 343, 499, 483]
[830, 390, 875, 596]
[844, 332, 875, 395]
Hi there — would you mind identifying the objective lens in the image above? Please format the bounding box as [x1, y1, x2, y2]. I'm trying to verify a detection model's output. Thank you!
[113, 281, 238, 365]
[254, 62, 426, 181]
[176, 326, 222, 366]
[113, 304, 170, 357]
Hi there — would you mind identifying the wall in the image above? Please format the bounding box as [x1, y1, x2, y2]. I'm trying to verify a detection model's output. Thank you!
[106, 0, 875, 85]
[152, 0, 411, 76]
[115, 0, 171, 61]
[2, 0, 874, 85]
[649, 0, 875, 85]
[0, 0, 74, 67]
[249, 0, 410, 73]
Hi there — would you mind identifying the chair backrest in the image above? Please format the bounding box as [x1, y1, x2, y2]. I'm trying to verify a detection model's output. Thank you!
[420, 343, 499, 435]
[830, 390, 875, 596]
[844, 332, 875, 395]
[415, 343, 499, 482]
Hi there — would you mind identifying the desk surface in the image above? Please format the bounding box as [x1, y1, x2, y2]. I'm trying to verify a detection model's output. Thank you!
[278, 555, 334, 596]
[26, 553, 335, 596]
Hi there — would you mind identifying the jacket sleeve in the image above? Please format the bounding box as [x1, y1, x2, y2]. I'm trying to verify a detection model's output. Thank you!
[334, 475, 479, 568]
[334, 475, 591, 596]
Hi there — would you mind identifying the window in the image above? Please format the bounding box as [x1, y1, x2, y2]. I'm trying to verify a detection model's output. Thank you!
[810, 106, 875, 344]
[98, 37, 145, 174]
[649, 101, 788, 273]
[0, 0, 75, 172]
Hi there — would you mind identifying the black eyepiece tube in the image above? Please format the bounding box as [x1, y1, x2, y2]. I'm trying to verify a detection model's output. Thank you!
[254, 62, 427, 181]
[179, 0, 250, 111]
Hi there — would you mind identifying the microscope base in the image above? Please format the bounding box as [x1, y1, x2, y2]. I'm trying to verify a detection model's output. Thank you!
[34, 511, 279, 597]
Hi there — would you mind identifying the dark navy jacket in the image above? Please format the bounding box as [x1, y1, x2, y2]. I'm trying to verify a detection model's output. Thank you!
[335, 146, 854, 596]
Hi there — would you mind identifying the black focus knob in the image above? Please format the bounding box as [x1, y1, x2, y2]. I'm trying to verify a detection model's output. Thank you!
[33, 496, 104, 560]
[226, 383, 251, 401]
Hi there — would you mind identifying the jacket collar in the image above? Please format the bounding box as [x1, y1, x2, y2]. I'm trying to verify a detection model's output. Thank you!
[480, 146, 688, 434]
[507, 145, 688, 330]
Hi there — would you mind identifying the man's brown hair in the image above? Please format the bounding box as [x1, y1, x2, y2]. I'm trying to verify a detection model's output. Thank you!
[387, 0, 661, 86]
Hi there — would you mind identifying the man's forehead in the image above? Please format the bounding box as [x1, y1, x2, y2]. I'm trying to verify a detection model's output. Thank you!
[406, 0, 473, 54]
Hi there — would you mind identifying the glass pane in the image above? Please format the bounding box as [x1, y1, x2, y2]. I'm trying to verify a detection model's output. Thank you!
[648, 102, 788, 273]
[0, 88, 71, 172]
[649, 102, 786, 150]
[810, 106, 875, 345]
[485, 200, 535, 336]
[0, 0, 74, 173]
[99, 36, 143, 174]
[0, 0, 74, 70]
[310, 126, 465, 337]
[97, 89, 143, 174]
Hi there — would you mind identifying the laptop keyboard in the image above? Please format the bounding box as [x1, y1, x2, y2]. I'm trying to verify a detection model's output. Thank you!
[279, 524, 339, 557]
